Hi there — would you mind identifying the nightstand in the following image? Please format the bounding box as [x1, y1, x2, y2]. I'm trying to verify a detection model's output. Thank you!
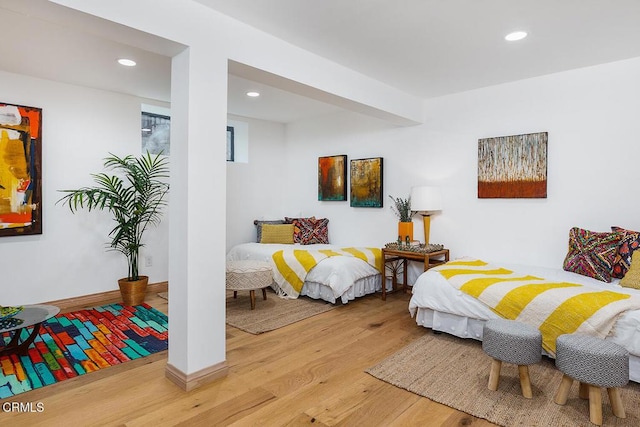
[381, 247, 449, 300]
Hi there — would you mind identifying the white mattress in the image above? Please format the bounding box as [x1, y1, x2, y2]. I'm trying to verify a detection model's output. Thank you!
[226, 243, 383, 304]
[409, 261, 640, 382]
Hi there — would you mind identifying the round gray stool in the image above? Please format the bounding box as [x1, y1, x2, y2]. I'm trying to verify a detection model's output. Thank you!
[554, 334, 629, 426]
[482, 318, 542, 398]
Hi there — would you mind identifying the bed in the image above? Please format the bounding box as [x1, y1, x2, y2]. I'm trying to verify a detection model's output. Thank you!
[226, 243, 384, 304]
[409, 258, 640, 382]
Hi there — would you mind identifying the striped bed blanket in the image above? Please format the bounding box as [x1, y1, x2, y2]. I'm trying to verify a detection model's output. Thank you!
[271, 247, 382, 299]
[433, 258, 640, 356]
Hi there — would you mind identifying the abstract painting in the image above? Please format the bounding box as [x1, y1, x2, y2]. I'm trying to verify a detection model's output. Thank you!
[350, 157, 383, 207]
[318, 155, 347, 201]
[0, 102, 42, 236]
[478, 132, 548, 198]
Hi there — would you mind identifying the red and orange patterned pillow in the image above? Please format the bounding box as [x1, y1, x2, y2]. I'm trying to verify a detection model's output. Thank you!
[562, 227, 623, 282]
[285, 216, 329, 244]
[611, 226, 640, 279]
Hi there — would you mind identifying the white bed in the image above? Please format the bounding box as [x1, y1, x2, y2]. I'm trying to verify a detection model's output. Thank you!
[409, 261, 640, 382]
[226, 243, 384, 304]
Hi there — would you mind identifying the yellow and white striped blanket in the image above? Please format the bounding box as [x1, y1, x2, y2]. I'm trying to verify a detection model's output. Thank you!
[434, 258, 640, 356]
[271, 247, 382, 299]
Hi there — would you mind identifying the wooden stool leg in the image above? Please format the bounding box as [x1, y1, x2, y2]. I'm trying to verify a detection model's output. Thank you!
[488, 359, 502, 391]
[518, 365, 533, 398]
[579, 382, 589, 399]
[554, 374, 573, 405]
[262, 287, 267, 300]
[233, 291, 238, 299]
[607, 387, 626, 419]
[588, 384, 603, 426]
[250, 290, 256, 310]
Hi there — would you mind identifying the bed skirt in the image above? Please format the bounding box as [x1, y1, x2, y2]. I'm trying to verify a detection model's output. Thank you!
[301, 274, 383, 304]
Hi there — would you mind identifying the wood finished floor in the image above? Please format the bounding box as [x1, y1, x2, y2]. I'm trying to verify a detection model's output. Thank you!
[0, 290, 496, 426]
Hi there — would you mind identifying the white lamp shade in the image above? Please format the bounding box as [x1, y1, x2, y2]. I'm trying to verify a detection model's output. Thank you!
[410, 186, 442, 212]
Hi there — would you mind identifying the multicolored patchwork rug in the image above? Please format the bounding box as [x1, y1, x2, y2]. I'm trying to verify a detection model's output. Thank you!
[0, 303, 168, 398]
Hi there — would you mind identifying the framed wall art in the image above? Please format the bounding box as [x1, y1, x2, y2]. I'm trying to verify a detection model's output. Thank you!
[478, 132, 548, 198]
[318, 154, 347, 201]
[350, 157, 383, 207]
[0, 102, 42, 236]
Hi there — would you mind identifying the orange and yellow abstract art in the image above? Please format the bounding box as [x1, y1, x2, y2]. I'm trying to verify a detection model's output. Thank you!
[0, 102, 42, 236]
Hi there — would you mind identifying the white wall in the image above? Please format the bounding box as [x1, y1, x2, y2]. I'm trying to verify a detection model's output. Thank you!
[270, 57, 640, 272]
[0, 70, 169, 305]
[226, 115, 286, 250]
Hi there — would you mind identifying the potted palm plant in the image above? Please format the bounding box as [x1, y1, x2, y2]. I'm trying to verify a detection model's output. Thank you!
[389, 195, 413, 243]
[57, 152, 169, 306]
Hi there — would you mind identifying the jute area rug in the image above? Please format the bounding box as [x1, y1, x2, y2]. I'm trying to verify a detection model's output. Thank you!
[157, 290, 335, 334]
[226, 289, 336, 334]
[366, 332, 640, 427]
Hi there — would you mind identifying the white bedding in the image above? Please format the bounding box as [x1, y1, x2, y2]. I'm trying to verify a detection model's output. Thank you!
[409, 261, 640, 382]
[226, 243, 383, 304]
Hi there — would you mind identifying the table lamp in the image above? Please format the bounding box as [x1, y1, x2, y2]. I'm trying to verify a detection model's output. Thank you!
[410, 186, 442, 244]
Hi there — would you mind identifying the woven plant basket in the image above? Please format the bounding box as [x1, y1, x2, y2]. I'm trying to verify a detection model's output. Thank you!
[118, 276, 149, 306]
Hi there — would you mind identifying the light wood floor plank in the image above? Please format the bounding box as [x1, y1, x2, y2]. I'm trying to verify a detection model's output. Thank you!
[0, 290, 497, 426]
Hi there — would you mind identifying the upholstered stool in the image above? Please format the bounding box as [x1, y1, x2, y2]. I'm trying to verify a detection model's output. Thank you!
[225, 260, 273, 310]
[554, 334, 629, 426]
[482, 318, 542, 398]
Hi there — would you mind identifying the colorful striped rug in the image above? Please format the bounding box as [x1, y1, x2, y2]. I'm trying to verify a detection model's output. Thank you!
[0, 303, 168, 398]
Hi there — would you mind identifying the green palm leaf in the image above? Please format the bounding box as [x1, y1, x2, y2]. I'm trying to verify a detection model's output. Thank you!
[57, 152, 169, 281]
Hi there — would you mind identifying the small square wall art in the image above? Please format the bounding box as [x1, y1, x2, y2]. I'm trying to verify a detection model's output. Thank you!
[0, 102, 42, 236]
[318, 155, 347, 201]
[478, 132, 548, 198]
[350, 157, 383, 208]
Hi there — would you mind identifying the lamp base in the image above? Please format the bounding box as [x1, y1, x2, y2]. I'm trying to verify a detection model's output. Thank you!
[422, 214, 431, 245]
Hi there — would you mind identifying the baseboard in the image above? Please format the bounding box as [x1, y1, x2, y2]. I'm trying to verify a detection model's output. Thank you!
[44, 281, 169, 312]
[165, 361, 229, 391]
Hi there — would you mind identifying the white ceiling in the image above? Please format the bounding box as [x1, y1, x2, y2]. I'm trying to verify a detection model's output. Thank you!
[200, 0, 640, 98]
[2, 0, 640, 123]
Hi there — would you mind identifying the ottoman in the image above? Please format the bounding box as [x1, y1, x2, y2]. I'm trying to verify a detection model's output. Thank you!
[226, 260, 273, 310]
[554, 334, 629, 426]
[482, 318, 542, 398]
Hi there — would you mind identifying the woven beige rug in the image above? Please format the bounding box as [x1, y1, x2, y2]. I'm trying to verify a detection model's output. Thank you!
[366, 332, 640, 427]
[226, 289, 336, 334]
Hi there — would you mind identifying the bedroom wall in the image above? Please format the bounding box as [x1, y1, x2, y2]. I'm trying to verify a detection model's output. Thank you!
[281, 56, 640, 271]
[226, 114, 287, 250]
[0, 70, 169, 305]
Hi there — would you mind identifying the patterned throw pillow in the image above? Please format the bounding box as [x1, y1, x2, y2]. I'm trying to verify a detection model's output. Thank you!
[620, 251, 640, 290]
[285, 216, 329, 244]
[611, 226, 640, 279]
[562, 227, 623, 282]
[302, 218, 330, 245]
[254, 219, 285, 243]
[285, 216, 315, 243]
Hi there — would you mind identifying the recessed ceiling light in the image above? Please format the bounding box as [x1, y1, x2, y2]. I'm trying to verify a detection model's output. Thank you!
[505, 31, 528, 41]
[117, 58, 137, 67]
[246, 91, 260, 97]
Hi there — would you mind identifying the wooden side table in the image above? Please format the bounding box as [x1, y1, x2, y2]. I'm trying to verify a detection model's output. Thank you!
[381, 248, 449, 300]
